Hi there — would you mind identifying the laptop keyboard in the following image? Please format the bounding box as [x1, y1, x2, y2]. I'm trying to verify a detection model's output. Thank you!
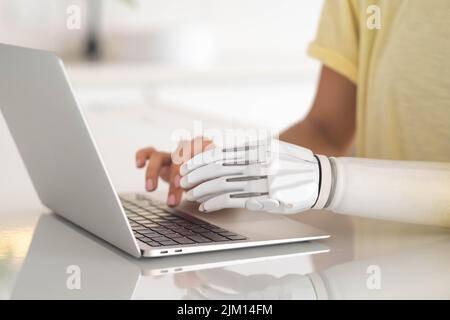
[120, 196, 247, 247]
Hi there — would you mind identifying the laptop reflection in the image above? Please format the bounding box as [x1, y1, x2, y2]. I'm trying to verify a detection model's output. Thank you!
[11, 213, 329, 299]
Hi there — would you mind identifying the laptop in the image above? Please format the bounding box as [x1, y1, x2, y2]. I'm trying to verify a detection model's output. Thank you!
[12, 214, 329, 299]
[0, 43, 329, 258]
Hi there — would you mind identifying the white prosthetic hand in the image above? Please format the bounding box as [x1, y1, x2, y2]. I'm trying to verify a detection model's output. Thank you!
[179, 139, 332, 214]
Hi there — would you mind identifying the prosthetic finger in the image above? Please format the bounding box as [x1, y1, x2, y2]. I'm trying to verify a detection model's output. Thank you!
[185, 176, 247, 201]
[199, 193, 249, 212]
[180, 161, 268, 189]
[180, 163, 245, 189]
[198, 190, 275, 212]
[195, 194, 219, 203]
[187, 175, 269, 201]
[180, 144, 266, 176]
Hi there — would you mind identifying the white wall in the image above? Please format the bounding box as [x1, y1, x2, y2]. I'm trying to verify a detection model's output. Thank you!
[103, 0, 324, 68]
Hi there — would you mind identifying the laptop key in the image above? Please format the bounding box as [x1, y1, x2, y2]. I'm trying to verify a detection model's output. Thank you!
[151, 236, 170, 242]
[159, 240, 177, 246]
[144, 241, 160, 247]
[169, 225, 187, 229]
[142, 223, 159, 228]
[150, 227, 167, 231]
[165, 232, 181, 238]
[126, 207, 140, 211]
[177, 221, 192, 225]
[138, 230, 160, 236]
[187, 235, 212, 243]
[155, 229, 174, 235]
[191, 227, 209, 233]
[131, 209, 148, 213]
[127, 213, 139, 217]
[152, 209, 167, 213]
[177, 229, 196, 237]
[163, 216, 179, 220]
[141, 214, 159, 219]
[206, 227, 228, 233]
[172, 237, 195, 244]
[158, 221, 174, 226]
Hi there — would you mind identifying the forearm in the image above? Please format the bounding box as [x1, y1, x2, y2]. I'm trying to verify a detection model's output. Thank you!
[280, 118, 352, 157]
[318, 156, 450, 227]
[280, 66, 357, 157]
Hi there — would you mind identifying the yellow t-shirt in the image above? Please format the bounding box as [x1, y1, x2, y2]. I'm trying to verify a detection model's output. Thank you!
[308, 0, 450, 162]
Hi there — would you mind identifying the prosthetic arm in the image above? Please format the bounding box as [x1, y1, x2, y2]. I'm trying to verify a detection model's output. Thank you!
[180, 140, 450, 227]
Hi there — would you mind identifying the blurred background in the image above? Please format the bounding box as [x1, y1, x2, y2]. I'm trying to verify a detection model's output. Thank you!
[0, 0, 323, 298]
[0, 0, 323, 128]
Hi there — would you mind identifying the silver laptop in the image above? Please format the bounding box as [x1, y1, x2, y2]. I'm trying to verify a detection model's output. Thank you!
[0, 43, 329, 258]
[12, 214, 329, 299]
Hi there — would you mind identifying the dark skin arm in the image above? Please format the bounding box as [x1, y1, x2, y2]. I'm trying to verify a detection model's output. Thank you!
[136, 65, 357, 207]
[280, 65, 357, 156]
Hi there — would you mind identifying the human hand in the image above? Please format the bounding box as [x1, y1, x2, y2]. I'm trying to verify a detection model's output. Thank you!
[135, 137, 214, 207]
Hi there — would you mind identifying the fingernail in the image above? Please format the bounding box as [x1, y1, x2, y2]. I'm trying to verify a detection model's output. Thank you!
[146, 179, 154, 191]
[167, 194, 176, 206]
[174, 174, 181, 188]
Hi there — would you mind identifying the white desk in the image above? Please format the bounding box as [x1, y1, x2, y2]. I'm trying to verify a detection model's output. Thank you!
[1, 98, 449, 300]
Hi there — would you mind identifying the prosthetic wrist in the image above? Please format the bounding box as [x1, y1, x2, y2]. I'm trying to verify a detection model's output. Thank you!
[179, 139, 333, 214]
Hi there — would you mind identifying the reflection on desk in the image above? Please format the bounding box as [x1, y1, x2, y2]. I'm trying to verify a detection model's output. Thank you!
[11, 214, 328, 299]
[11, 214, 450, 299]
[174, 238, 450, 300]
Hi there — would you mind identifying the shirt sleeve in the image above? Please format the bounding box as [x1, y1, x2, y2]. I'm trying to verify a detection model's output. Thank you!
[308, 0, 360, 83]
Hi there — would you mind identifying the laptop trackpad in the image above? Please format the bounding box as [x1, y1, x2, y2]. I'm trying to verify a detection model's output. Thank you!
[180, 202, 304, 239]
